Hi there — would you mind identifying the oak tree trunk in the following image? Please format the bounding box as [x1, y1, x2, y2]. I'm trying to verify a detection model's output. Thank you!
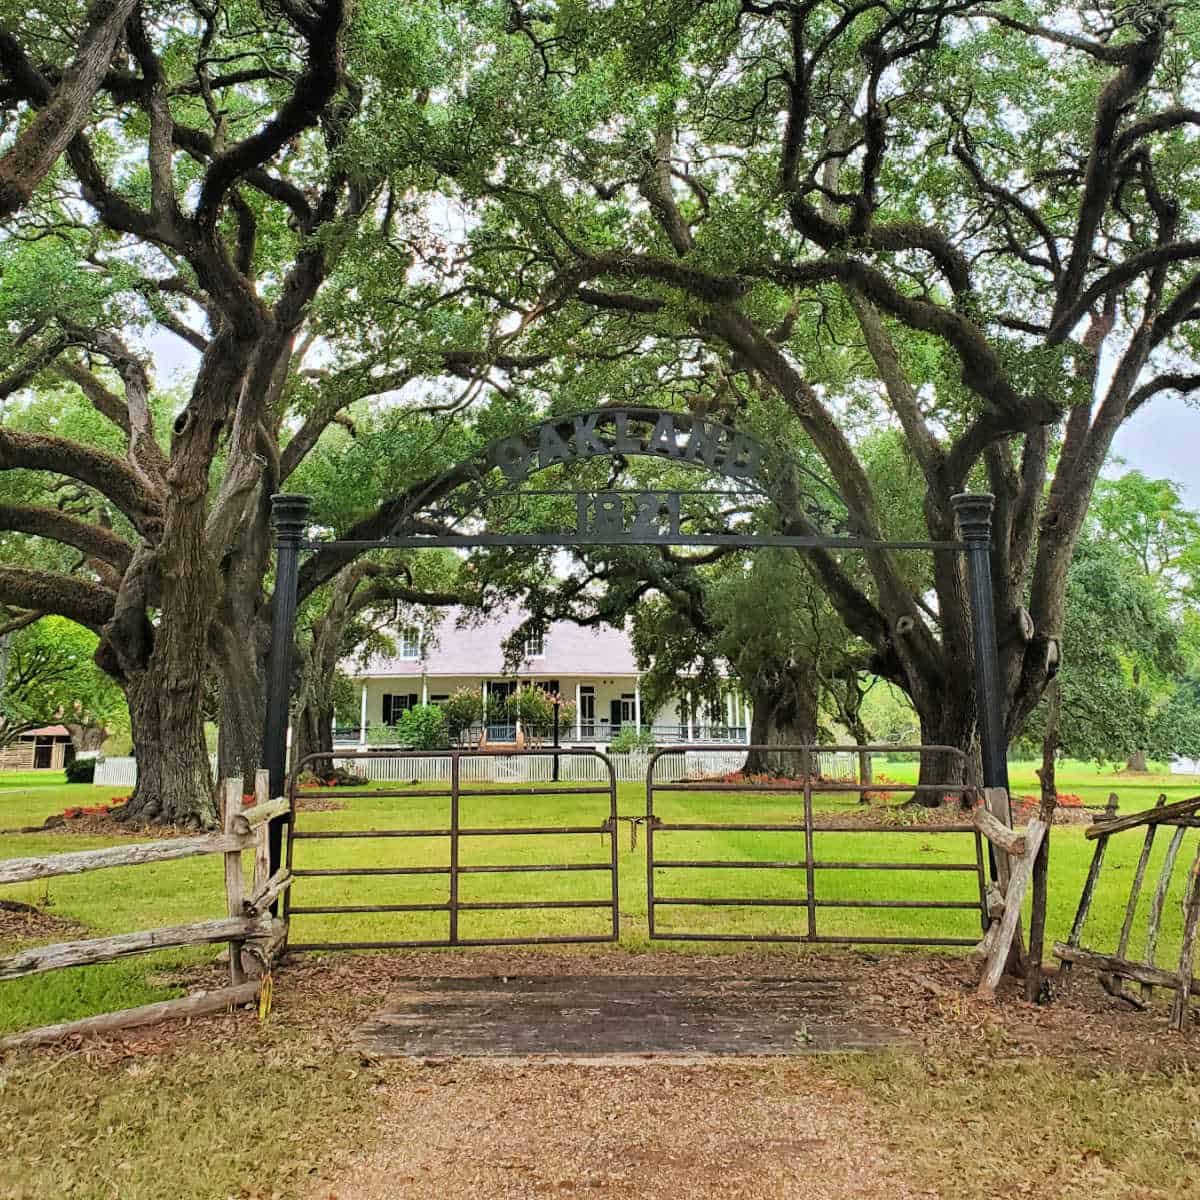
[743, 668, 818, 776]
[911, 700, 975, 806]
[121, 655, 214, 828]
[212, 499, 273, 785]
[292, 698, 334, 771]
[62, 720, 109, 755]
[212, 624, 267, 789]
[105, 461, 223, 828]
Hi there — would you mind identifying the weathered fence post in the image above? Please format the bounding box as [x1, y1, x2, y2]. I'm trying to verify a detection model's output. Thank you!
[252, 768, 271, 895]
[222, 777, 246, 986]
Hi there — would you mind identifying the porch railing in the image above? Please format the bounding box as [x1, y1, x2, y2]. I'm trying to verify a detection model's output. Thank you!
[334, 722, 751, 747]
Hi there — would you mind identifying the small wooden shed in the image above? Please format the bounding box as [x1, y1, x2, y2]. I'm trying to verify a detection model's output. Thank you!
[0, 725, 74, 772]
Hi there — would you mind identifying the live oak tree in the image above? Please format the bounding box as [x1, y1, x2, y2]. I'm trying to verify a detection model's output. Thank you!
[0, 0, 142, 215]
[436, 0, 1200, 784]
[0, 0, 552, 824]
[4, 0, 1199, 827]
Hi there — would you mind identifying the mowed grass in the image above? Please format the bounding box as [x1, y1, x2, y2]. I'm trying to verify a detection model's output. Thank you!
[0, 1039, 379, 1200]
[1, 760, 1198, 1036]
[2, 763, 1200, 1200]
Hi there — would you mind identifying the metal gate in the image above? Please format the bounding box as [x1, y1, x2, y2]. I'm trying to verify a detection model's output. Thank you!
[285, 749, 619, 951]
[645, 744, 989, 947]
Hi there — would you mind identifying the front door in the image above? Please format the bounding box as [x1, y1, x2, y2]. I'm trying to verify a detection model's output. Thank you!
[610, 699, 622, 731]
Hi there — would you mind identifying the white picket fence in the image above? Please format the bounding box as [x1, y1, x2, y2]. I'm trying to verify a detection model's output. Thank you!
[95, 749, 858, 787]
[94, 755, 217, 788]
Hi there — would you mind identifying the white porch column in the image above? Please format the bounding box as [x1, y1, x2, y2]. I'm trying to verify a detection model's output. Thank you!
[421, 677, 428, 705]
[726, 692, 735, 729]
[358, 683, 368, 749]
[685, 692, 694, 742]
[743, 696, 751, 743]
[575, 682, 582, 739]
[482, 680, 489, 730]
[634, 676, 642, 731]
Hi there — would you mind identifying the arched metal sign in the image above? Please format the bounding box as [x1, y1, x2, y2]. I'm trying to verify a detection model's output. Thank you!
[306, 407, 952, 552]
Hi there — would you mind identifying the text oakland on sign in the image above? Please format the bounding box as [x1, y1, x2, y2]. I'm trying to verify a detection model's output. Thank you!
[486, 409, 767, 486]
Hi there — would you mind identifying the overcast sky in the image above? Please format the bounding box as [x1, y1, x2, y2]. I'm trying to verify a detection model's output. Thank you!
[1109, 392, 1198, 497]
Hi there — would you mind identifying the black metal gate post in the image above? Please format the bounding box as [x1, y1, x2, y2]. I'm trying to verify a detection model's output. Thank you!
[951, 493, 1009, 792]
[262, 493, 311, 878]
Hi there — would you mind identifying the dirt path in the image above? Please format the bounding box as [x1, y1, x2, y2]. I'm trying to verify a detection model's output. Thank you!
[312, 1058, 919, 1199]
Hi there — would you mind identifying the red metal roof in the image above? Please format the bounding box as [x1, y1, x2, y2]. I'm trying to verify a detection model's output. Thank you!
[23, 725, 70, 737]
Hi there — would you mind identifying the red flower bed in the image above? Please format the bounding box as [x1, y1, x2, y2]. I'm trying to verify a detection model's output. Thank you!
[61, 801, 127, 819]
[719, 771, 808, 786]
[1013, 791, 1085, 811]
[862, 773, 902, 803]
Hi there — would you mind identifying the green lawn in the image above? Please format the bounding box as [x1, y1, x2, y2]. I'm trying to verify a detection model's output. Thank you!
[1, 759, 1198, 1037]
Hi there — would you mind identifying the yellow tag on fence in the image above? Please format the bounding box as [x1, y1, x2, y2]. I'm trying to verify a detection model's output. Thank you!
[258, 972, 273, 1022]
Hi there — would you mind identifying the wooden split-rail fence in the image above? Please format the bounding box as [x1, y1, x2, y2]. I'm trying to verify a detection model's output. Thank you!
[1054, 792, 1200, 1031]
[0, 771, 292, 1050]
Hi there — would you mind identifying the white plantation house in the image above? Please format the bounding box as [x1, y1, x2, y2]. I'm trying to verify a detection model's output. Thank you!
[338, 607, 750, 748]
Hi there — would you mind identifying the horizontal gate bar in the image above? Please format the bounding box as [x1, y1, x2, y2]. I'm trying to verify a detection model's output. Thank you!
[454, 934, 618, 946]
[299, 789, 455, 799]
[813, 935, 981, 946]
[651, 859, 980, 871]
[289, 903, 449, 914]
[458, 900, 614, 911]
[813, 824, 976, 834]
[457, 787, 614, 798]
[291, 866, 449, 876]
[814, 898, 982, 909]
[288, 899, 617, 914]
[650, 933, 981, 946]
[458, 863, 613, 874]
[289, 933, 620, 952]
[651, 897, 981, 910]
[304, 534, 967, 551]
[295, 825, 613, 839]
[649, 932, 813, 943]
[288, 940, 452, 951]
[651, 859, 808, 869]
[654, 897, 810, 907]
[292, 829, 451, 839]
[458, 825, 613, 836]
[652, 782, 967, 794]
[653, 822, 977, 834]
[814, 860, 980, 871]
[654, 823, 806, 833]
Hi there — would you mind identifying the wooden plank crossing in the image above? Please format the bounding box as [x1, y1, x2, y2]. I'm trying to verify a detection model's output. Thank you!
[352, 975, 908, 1060]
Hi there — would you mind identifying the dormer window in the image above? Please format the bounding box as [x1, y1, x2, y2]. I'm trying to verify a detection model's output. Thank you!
[399, 627, 421, 660]
[524, 630, 545, 658]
